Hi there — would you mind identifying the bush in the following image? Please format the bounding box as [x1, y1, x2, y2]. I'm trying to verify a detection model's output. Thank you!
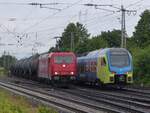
[0, 91, 24, 113]
[38, 106, 57, 113]
[132, 46, 150, 85]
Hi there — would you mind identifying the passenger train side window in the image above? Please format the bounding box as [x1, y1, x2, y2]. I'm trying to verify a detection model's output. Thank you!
[80, 64, 84, 73]
[101, 58, 106, 66]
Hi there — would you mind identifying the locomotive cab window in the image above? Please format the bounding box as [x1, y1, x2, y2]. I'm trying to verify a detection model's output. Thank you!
[54, 56, 73, 64]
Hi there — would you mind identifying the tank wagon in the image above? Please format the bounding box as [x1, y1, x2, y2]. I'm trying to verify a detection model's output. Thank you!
[11, 54, 39, 80]
[11, 52, 77, 85]
[77, 48, 133, 87]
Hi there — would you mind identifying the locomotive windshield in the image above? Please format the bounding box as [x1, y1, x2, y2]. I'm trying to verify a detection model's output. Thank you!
[109, 50, 130, 67]
[54, 56, 73, 64]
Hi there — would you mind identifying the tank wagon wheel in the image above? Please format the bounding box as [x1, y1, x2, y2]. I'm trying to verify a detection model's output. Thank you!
[44, 78, 50, 84]
[37, 77, 42, 83]
[28, 70, 32, 80]
[17, 70, 20, 77]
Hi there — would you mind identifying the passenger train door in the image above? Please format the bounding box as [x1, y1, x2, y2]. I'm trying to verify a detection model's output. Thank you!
[97, 57, 107, 83]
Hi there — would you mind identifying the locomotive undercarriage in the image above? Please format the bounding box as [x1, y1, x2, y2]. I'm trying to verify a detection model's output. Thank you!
[51, 75, 76, 87]
[114, 74, 127, 85]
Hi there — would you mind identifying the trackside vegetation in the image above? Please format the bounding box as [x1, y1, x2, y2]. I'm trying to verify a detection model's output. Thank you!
[49, 10, 150, 86]
[131, 46, 150, 86]
[0, 88, 58, 113]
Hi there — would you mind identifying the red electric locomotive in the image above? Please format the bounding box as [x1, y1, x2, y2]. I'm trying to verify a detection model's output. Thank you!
[38, 52, 77, 84]
[11, 52, 77, 87]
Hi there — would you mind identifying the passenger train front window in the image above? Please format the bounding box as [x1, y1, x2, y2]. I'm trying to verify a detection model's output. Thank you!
[110, 52, 129, 67]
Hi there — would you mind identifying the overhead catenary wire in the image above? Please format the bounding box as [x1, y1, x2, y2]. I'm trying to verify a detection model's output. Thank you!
[0, 1, 82, 36]
[0, 24, 17, 37]
[95, 6, 116, 13]
[81, 2, 137, 48]
[0, 1, 121, 38]
[39, 5, 61, 11]
[5, 1, 115, 34]
[125, 0, 144, 8]
[0, 0, 148, 58]
[13, 1, 122, 48]
[0, 2, 74, 5]
[0, 2, 28, 5]
[87, 13, 120, 34]
[86, 12, 117, 26]
[21, 0, 83, 33]
[77, 3, 120, 30]
[81, 3, 119, 27]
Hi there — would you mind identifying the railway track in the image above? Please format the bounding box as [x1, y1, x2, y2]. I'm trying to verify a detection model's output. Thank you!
[0, 80, 120, 113]
[124, 87, 150, 96]
[0, 77, 150, 113]
[72, 86, 150, 104]
[74, 84, 150, 100]
[59, 87, 150, 113]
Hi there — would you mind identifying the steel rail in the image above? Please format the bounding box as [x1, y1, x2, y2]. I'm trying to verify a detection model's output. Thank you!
[0, 81, 120, 113]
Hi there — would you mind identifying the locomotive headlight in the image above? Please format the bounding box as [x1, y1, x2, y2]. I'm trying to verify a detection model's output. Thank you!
[62, 64, 66, 67]
[54, 72, 58, 75]
[70, 72, 74, 75]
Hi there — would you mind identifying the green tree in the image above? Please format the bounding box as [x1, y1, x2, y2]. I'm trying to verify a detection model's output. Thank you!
[88, 35, 108, 51]
[0, 54, 17, 70]
[75, 38, 89, 54]
[101, 29, 121, 47]
[126, 37, 137, 51]
[132, 45, 150, 85]
[133, 10, 150, 47]
[57, 22, 90, 52]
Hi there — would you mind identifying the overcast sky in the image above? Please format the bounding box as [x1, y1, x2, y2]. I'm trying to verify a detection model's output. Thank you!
[0, 0, 149, 59]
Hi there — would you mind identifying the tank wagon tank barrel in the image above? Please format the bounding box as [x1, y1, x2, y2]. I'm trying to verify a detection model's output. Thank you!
[12, 54, 39, 79]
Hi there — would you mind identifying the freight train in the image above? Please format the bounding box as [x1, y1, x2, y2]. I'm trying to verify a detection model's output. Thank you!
[10, 52, 77, 85]
[77, 48, 133, 87]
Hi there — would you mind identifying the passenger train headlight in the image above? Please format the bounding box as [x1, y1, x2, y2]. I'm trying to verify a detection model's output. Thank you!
[111, 71, 116, 74]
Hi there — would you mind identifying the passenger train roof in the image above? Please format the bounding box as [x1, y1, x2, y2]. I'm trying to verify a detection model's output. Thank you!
[78, 48, 129, 59]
